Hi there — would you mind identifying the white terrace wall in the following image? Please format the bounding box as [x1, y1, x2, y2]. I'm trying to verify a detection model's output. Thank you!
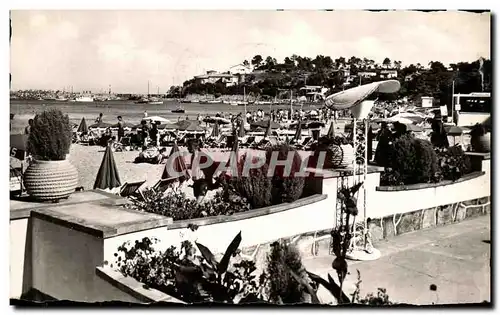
[103, 194, 331, 263]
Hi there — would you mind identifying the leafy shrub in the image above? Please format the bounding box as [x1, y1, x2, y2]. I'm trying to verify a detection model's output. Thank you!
[436, 145, 472, 181]
[265, 241, 311, 304]
[265, 144, 305, 204]
[115, 233, 265, 304]
[133, 188, 251, 221]
[220, 153, 273, 209]
[381, 135, 440, 185]
[27, 109, 72, 160]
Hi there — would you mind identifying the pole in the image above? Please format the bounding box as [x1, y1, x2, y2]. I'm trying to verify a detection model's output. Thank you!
[452, 80, 456, 124]
[290, 90, 293, 119]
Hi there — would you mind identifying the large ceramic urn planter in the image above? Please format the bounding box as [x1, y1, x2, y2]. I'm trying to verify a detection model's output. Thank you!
[314, 144, 356, 169]
[470, 132, 491, 153]
[24, 159, 79, 201]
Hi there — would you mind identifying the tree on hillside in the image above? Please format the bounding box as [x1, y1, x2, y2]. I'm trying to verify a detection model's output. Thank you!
[243, 60, 250, 67]
[383, 57, 392, 69]
[393, 60, 402, 70]
[252, 55, 263, 68]
[429, 61, 447, 73]
[334, 57, 346, 69]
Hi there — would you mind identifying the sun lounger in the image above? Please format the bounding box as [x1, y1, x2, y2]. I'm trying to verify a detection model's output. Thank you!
[294, 136, 313, 149]
[119, 180, 146, 199]
[152, 178, 176, 194]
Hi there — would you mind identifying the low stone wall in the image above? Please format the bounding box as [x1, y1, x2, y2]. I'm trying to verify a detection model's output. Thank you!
[367, 195, 491, 241]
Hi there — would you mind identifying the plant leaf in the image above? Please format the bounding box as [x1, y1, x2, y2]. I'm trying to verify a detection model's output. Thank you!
[219, 231, 242, 274]
[307, 271, 351, 304]
[195, 242, 219, 270]
[289, 269, 321, 304]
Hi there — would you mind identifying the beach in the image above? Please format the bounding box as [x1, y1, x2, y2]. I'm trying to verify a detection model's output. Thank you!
[10, 100, 321, 134]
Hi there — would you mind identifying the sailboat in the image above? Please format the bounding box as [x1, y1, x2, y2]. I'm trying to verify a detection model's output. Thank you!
[135, 81, 163, 105]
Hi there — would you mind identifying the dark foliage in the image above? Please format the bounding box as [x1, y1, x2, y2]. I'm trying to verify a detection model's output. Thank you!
[133, 188, 251, 221]
[266, 241, 310, 304]
[27, 109, 72, 160]
[115, 233, 266, 304]
[265, 144, 305, 204]
[436, 145, 472, 181]
[381, 135, 440, 185]
[220, 153, 273, 209]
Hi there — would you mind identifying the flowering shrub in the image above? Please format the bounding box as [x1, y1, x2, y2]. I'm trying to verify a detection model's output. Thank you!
[435, 145, 472, 181]
[132, 187, 251, 221]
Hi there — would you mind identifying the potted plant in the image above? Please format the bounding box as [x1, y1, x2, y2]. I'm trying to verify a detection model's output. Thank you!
[23, 109, 78, 201]
[469, 123, 491, 153]
[311, 136, 355, 169]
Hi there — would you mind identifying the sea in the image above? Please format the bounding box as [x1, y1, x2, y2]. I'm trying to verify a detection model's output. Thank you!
[10, 99, 321, 133]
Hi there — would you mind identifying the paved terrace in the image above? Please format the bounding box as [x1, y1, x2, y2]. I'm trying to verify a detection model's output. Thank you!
[303, 215, 491, 305]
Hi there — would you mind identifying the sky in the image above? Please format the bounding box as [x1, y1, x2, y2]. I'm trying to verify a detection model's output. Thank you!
[10, 10, 490, 94]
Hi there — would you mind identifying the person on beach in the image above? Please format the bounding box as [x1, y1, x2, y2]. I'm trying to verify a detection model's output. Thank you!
[143, 110, 148, 118]
[375, 122, 392, 166]
[25, 119, 34, 134]
[117, 116, 125, 141]
[150, 123, 159, 147]
[95, 113, 103, 124]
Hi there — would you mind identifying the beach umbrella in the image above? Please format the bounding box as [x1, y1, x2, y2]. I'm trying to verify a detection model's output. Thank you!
[238, 118, 246, 137]
[211, 122, 220, 138]
[10, 134, 28, 161]
[306, 121, 325, 129]
[93, 144, 121, 190]
[77, 117, 88, 133]
[203, 116, 231, 125]
[142, 116, 172, 125]
[327, 121, 335, 138]
[294, 118, 302, 142]
[161, 142, 190, 183]
[263, 119, 272, 138]
[89, 122, 112, 129]
[250, 120, 281, 129]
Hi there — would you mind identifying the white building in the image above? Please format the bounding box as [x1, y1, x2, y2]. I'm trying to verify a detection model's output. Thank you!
[358, 71, 378, 78]
[194, 71, 238, 86]
[229, 64, 253, 75]
[379, 69, 398, 79]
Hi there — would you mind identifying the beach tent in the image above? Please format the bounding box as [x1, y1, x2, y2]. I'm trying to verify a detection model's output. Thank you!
[161, 142, 190, 183]
[77, 117, 88, 133]
[93, 144, 121, 190]
[10, 134, 28, 161]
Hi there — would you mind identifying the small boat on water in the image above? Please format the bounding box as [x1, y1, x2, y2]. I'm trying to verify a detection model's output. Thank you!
[73, 96, 94, 102]
[172, 105, 185, 113]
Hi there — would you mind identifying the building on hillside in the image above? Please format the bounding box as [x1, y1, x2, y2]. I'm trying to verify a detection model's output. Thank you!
[229, 64, 253, 75]
[358, 71, 378, 78]
[405, 72, 421, 82]
[194, 71, 238, 86]
[379, 69, 398, 79]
